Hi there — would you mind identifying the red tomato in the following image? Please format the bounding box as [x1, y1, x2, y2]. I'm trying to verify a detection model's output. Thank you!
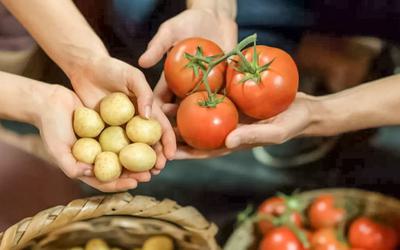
[177, 91, 238, 150]
[258, 197, 303, 235]
[308, 194, 345, 229]
[164, 37, 226, 98]
[226, 45, 299, 119]
[348, 217, 398, 249]
[259, 227, 305, 250]
[311, 228, 348, 250]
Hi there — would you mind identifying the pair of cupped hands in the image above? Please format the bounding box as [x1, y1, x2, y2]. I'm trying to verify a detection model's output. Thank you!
[41, 10, 312, 192]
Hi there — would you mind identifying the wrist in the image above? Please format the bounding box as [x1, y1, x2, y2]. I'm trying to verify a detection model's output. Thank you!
[188, 0, 237, 19]
[301, 93, 350, 137]
[59, 43, 109, 80]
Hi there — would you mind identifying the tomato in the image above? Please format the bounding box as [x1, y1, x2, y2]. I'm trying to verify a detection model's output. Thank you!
[258, 197, 303, 235]
[311, 228, 348, 250]
[177, 91, 238, 149]
[259, 227, 305, 250]
[164, 37, 226, 98]
[348, 217, 398, 249]
[308, 194, 345, 229]
[226, 45, 298, 119]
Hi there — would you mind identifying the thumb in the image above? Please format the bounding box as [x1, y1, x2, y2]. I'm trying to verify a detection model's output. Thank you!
[139, 23, 175, 68]
[225, 124, 287, 149]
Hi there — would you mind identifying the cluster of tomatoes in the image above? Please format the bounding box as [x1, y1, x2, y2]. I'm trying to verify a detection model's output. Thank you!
[163, 34, 299, 150]
[256, 193, 399, 250]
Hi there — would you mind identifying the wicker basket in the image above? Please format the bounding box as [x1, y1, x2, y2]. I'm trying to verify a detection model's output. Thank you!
[224, 188, 400, 250]
[0, 192, 219, 250]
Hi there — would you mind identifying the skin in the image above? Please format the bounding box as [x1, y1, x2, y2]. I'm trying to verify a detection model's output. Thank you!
[0, 73, 154, 192]
[156, 73, 400, 159]
[1, 0, 176, 190]
[136, 0, 236, 162]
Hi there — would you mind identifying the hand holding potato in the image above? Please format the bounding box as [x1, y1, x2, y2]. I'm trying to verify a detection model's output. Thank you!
[72, 92, 166, 189]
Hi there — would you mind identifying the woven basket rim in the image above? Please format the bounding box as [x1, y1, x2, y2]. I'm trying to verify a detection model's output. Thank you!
[0, 192, 220, 250]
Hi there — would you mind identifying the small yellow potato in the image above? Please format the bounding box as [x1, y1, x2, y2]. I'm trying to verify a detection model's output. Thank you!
[85, 238, 109, 250]
[100, 92, 135, 125]
[94, 152, 122, 182]
[73, 107, 105, 138]
[119, 143, 156, 172]
[69, 247, 84, 250]
[99, 126, 130, 153]
[72, 138, 102, 164]
[142, 235, 174, 250]
[126, 116, 162, 145]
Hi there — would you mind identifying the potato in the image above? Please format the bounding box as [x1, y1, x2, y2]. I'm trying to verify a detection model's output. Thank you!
[119, 143, 156, 172]
[69, 247, 84, 250]
[100, 92, 135, 125]
[94, 152, 122, 182]
[85, 238, 109, 250]
[72, 138, 102, 164]
[73, 107, 105, 138]
[99, 126, 130, 153]
[142, 235, 174, 250]
[126, 116, 162, 145]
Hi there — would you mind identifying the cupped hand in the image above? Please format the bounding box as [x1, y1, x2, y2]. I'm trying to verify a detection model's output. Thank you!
[69, 55, 176, 169]
[141, 7, 237, 161]
[36, 85, 154, 192]
[155, 87, 317, 159]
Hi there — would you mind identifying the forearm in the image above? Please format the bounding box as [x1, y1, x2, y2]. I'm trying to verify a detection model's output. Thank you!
[187, 0, 237, 19]
[0, 71, 49, 125]
[1, 0, 108, 77]
[305, 74, 400, 136]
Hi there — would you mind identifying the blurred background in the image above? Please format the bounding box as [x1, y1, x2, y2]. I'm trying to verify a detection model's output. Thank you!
[1, 0, 400, 245]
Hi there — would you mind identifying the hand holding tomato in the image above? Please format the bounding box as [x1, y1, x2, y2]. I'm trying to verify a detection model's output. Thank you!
[139, 7, 237, 68]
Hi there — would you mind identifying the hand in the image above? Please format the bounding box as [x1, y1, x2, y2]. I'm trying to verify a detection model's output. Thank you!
[36, 85, 153, 192]
[140, 7, 237, 161]
[68, 55, 176, 167]
[159, 92, 317, 160]
[139, 7, 238, 68]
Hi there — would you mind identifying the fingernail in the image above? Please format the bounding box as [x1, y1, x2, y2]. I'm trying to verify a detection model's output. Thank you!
[144, 105, 151, 119]
[84, 169, 93, 177]
[227, 136, 240, 148]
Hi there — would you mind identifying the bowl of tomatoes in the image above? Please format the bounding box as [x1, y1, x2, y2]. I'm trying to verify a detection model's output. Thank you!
[224, 188, 400, 250]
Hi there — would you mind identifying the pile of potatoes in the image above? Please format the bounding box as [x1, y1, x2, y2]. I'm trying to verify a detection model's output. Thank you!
[69, 236, 174, 250]
[72, 92, 162, 182]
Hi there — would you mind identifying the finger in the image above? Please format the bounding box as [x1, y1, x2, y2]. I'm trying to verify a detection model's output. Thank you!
[154, 143, 167, 170]
[56, 147, 93, 179]
[162, 103, 178, 117]
[126, 67, 153, 119]
[139, 22, 175, 68]
[225, 124, 287, 149]
[174, 145, 231, 160]
[127, 171, 152, 183]
[223, 21, 239, 51]
[151, 169, 161, 175]
[153, 73, 174, 105]
[152, 106, 177, 160]
[79, 177, 138, 193]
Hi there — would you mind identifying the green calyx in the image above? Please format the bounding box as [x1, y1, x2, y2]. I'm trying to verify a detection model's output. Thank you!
[198, 93, 225, 108]
[183, 34, 259, 108]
